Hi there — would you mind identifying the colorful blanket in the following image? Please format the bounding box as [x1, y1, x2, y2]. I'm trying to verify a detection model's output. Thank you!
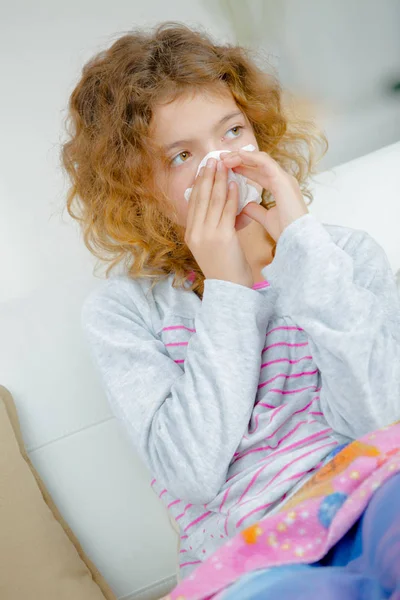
[164, 421, 400, 600]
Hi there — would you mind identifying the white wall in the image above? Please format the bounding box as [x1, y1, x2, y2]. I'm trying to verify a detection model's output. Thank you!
[216, 0, 400, 170]
[0, 1, 234, 304]
[1, 1, 399, 303]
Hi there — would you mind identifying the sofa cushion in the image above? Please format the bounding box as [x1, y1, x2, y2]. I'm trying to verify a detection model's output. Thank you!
[0, 385, 117, 600]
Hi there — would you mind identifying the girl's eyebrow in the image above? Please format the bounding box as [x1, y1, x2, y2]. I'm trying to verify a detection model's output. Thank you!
[163, 110, 243, 152]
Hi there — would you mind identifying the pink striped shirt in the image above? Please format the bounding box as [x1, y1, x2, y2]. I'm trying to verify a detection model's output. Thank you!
[82, 214, 400, 579]
[152, 293, 340, 574]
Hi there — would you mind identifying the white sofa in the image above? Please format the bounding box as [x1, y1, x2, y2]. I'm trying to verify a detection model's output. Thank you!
[0, 142, 399, 600]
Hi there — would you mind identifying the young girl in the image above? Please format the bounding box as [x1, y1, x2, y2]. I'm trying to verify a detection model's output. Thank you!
[61, 21, 400, 588]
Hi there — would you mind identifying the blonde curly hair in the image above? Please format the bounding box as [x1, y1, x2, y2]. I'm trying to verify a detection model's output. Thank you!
[61, 21, 328, 299]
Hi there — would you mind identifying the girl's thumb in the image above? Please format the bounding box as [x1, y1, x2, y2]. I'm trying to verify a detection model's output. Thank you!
[242, 202, 269, 228]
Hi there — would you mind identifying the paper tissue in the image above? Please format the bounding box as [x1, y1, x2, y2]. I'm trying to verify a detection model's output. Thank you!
[184, 143, 262, 215]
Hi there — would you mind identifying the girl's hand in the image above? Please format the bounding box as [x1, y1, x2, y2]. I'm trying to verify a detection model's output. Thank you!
[185, 157, 254, 288]
[220, 148, 309, 243]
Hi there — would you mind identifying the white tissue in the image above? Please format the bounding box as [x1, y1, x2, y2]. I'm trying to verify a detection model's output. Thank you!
[184, 143, 262, 215]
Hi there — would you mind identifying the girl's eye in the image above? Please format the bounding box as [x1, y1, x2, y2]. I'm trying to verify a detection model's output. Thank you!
[170, 151, 191, 167]
[225, 125, 243, 138]
[169, 126, 243, 166]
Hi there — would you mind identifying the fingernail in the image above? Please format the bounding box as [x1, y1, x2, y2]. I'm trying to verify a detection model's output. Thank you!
[206, 157, 216, 168]
[217, 160, 224, 171]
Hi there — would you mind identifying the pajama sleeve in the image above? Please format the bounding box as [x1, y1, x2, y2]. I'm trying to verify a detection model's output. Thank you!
[81, 277, 274, 504]
[261, 213, 400, 439]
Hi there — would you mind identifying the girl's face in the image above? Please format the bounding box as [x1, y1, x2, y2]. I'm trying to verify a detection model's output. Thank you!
[150, 85, 262, 227]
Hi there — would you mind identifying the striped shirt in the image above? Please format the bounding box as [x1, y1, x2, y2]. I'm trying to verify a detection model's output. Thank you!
[81, 214, 400, 578]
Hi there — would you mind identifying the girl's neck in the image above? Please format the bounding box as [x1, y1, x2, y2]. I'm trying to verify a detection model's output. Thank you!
[237, 220, 275, 284]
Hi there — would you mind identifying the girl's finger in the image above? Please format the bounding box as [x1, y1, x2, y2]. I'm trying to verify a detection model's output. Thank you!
[205, 160, 229, 226]
[193, 161, 217, 225]
[229, 163, 270, 192]
[222, 149, 281, 181]
[238, 148, 279, 170]
[185, 169, 200, 233]
[228, 163, 282, 198]
[219, 180, 239, 229]
[235, 211, 253, 231]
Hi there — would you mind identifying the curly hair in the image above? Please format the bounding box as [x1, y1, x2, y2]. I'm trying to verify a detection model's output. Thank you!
[60, 21, 328, 299]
